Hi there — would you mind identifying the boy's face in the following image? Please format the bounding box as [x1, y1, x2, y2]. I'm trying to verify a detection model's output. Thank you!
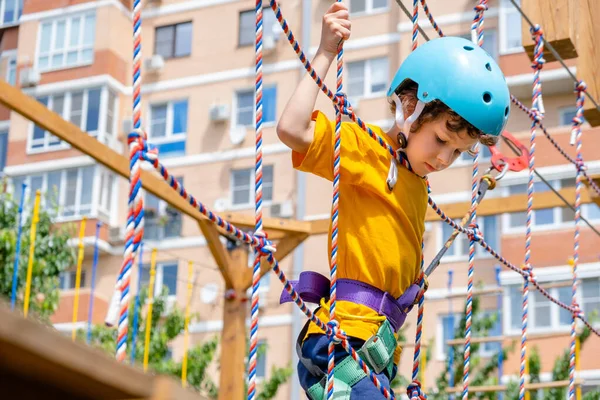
[405, 114, 478, 177]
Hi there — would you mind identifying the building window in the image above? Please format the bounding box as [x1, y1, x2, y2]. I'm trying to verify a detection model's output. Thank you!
[97, 167, 115, 220]
[499, 0, 522, 54]
[0, 130, 7, 174]
[141, 262, 179, 296]
[148, 99, 188, 157]
[29, 87, 117, 152]
[437, 313, 460, 360]
[235, 86, 276, 127]
[37, 13, 96, 72]
[239, 8, 278, 47]
[155, 22, 192, 59]
[506, 283, 573, 333]
[231, 165, 273, 207]
[505, 180, 575, 231]
[558, 106, 586, 127]
[256, 339, 267, 379]
[480, 310, 502, 356]
[459, 30, 499, 60]
[0, 0, 22, 26]
[581, 278, 600, 320]
[6, 56, 16, 85]
[349, 0, 388, 15]
[11, 166, 113, 219]
[144, 177, 183, 241]
[59, 270, 86, 290]
[347, 57, 389, 99]
[440, 215, 498, 259]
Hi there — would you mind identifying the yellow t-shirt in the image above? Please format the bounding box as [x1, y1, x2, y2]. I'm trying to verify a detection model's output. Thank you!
[292, 111, 429, 342]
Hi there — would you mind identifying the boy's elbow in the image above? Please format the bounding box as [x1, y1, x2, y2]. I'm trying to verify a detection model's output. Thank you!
[276, 122, 309, 153]
[278, 123, 312, 154]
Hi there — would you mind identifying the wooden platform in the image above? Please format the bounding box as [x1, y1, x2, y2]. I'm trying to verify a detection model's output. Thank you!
[0, 301, 208, 400]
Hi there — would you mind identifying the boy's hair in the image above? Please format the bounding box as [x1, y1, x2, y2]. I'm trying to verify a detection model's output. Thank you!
[389, 81, 499, 148]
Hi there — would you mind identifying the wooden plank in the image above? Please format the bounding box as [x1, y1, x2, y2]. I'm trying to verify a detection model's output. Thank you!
[0, 301, 207, 399]
[309, 187, 593, 235]
[446, 335, 505, 346]
[446, 380, 581, 394]
[218, 247, 248, 400]
[584, 174, 600, 207]
[521, 0, 577, 63]
[196, 221, 235, 290]
[240, 233, 309, 290]
[574, 0, 600, 126]
[0, 79, 312, 239]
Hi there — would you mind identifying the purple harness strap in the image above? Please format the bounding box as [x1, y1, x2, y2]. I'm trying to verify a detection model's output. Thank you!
[279, 271, 420, 332]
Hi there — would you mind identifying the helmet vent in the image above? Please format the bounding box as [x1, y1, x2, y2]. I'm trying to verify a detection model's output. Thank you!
[486, 62, 492, 71]
[483, 92, 492, 103]
[505, 106, 509, 116]
[463, 45, 474, 51]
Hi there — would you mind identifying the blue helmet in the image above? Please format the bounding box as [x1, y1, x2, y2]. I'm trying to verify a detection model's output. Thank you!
[387, 36, 510, 136]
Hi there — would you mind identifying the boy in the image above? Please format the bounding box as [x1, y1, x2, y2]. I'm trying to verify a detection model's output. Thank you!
[277, 2, 510, 398]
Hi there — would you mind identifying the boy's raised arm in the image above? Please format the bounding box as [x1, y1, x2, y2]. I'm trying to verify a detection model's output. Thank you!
[276, 2, 350, 154]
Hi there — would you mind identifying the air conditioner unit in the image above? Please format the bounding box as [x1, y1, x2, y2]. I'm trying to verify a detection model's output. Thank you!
[108, 226, 124, 244]
[122, 117, 133, 134]
[145, 54, 164, 73]
[213, 197, 231, 212]
[209, 104, 230, 122]
[269, 200, 293, 219]
[263, 35, 277, 52]
[20, 67, 40, 87]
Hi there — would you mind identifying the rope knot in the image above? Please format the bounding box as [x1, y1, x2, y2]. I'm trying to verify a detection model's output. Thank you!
[474, 1, 488, 13]
[467, 222, 482, 242]
[571, 301, 583, 318]
[530, 24, 543, 37]
[326, 320, 346, 344]
[254, 231, 276, 255]
[575, 80, 588, 93]
[128, 127, 147, 144]
[530, 108, 543, 123]
[333, 93, 353, 116]
[407, 380, 428, 399]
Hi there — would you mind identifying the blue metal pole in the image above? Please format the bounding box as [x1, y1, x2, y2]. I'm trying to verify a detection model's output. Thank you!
[87, 221, 102, 344]
[10, 183, 27, 310]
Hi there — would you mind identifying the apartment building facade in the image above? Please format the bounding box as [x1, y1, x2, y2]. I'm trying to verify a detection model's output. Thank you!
[1, 0, 599, 398]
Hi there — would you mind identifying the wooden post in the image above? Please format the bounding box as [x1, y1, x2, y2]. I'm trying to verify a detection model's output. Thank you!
[521, 0, 578, 63]
[218, 244, 248, 400]
[573, 0, 600, 126]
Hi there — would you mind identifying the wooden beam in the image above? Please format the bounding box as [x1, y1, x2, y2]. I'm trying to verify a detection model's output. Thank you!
[0, 300, 208, 399]
[446, 380, 581, 394]
[441, 287, 503, 300]
[521, 0, 578, 63]
[218, 247, 248, 400]
[309, 187, 593, 235]
[196, 221, 235, 290]
[574, 0, 600, 126]
[446, 335, 505, 346]
[0, 79, 312, 239]
[240, 233, 309, 290]
[446, 330, 572, 347]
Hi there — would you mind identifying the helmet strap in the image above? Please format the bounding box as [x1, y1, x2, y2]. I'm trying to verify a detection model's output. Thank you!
[391, 94, 425, 149]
